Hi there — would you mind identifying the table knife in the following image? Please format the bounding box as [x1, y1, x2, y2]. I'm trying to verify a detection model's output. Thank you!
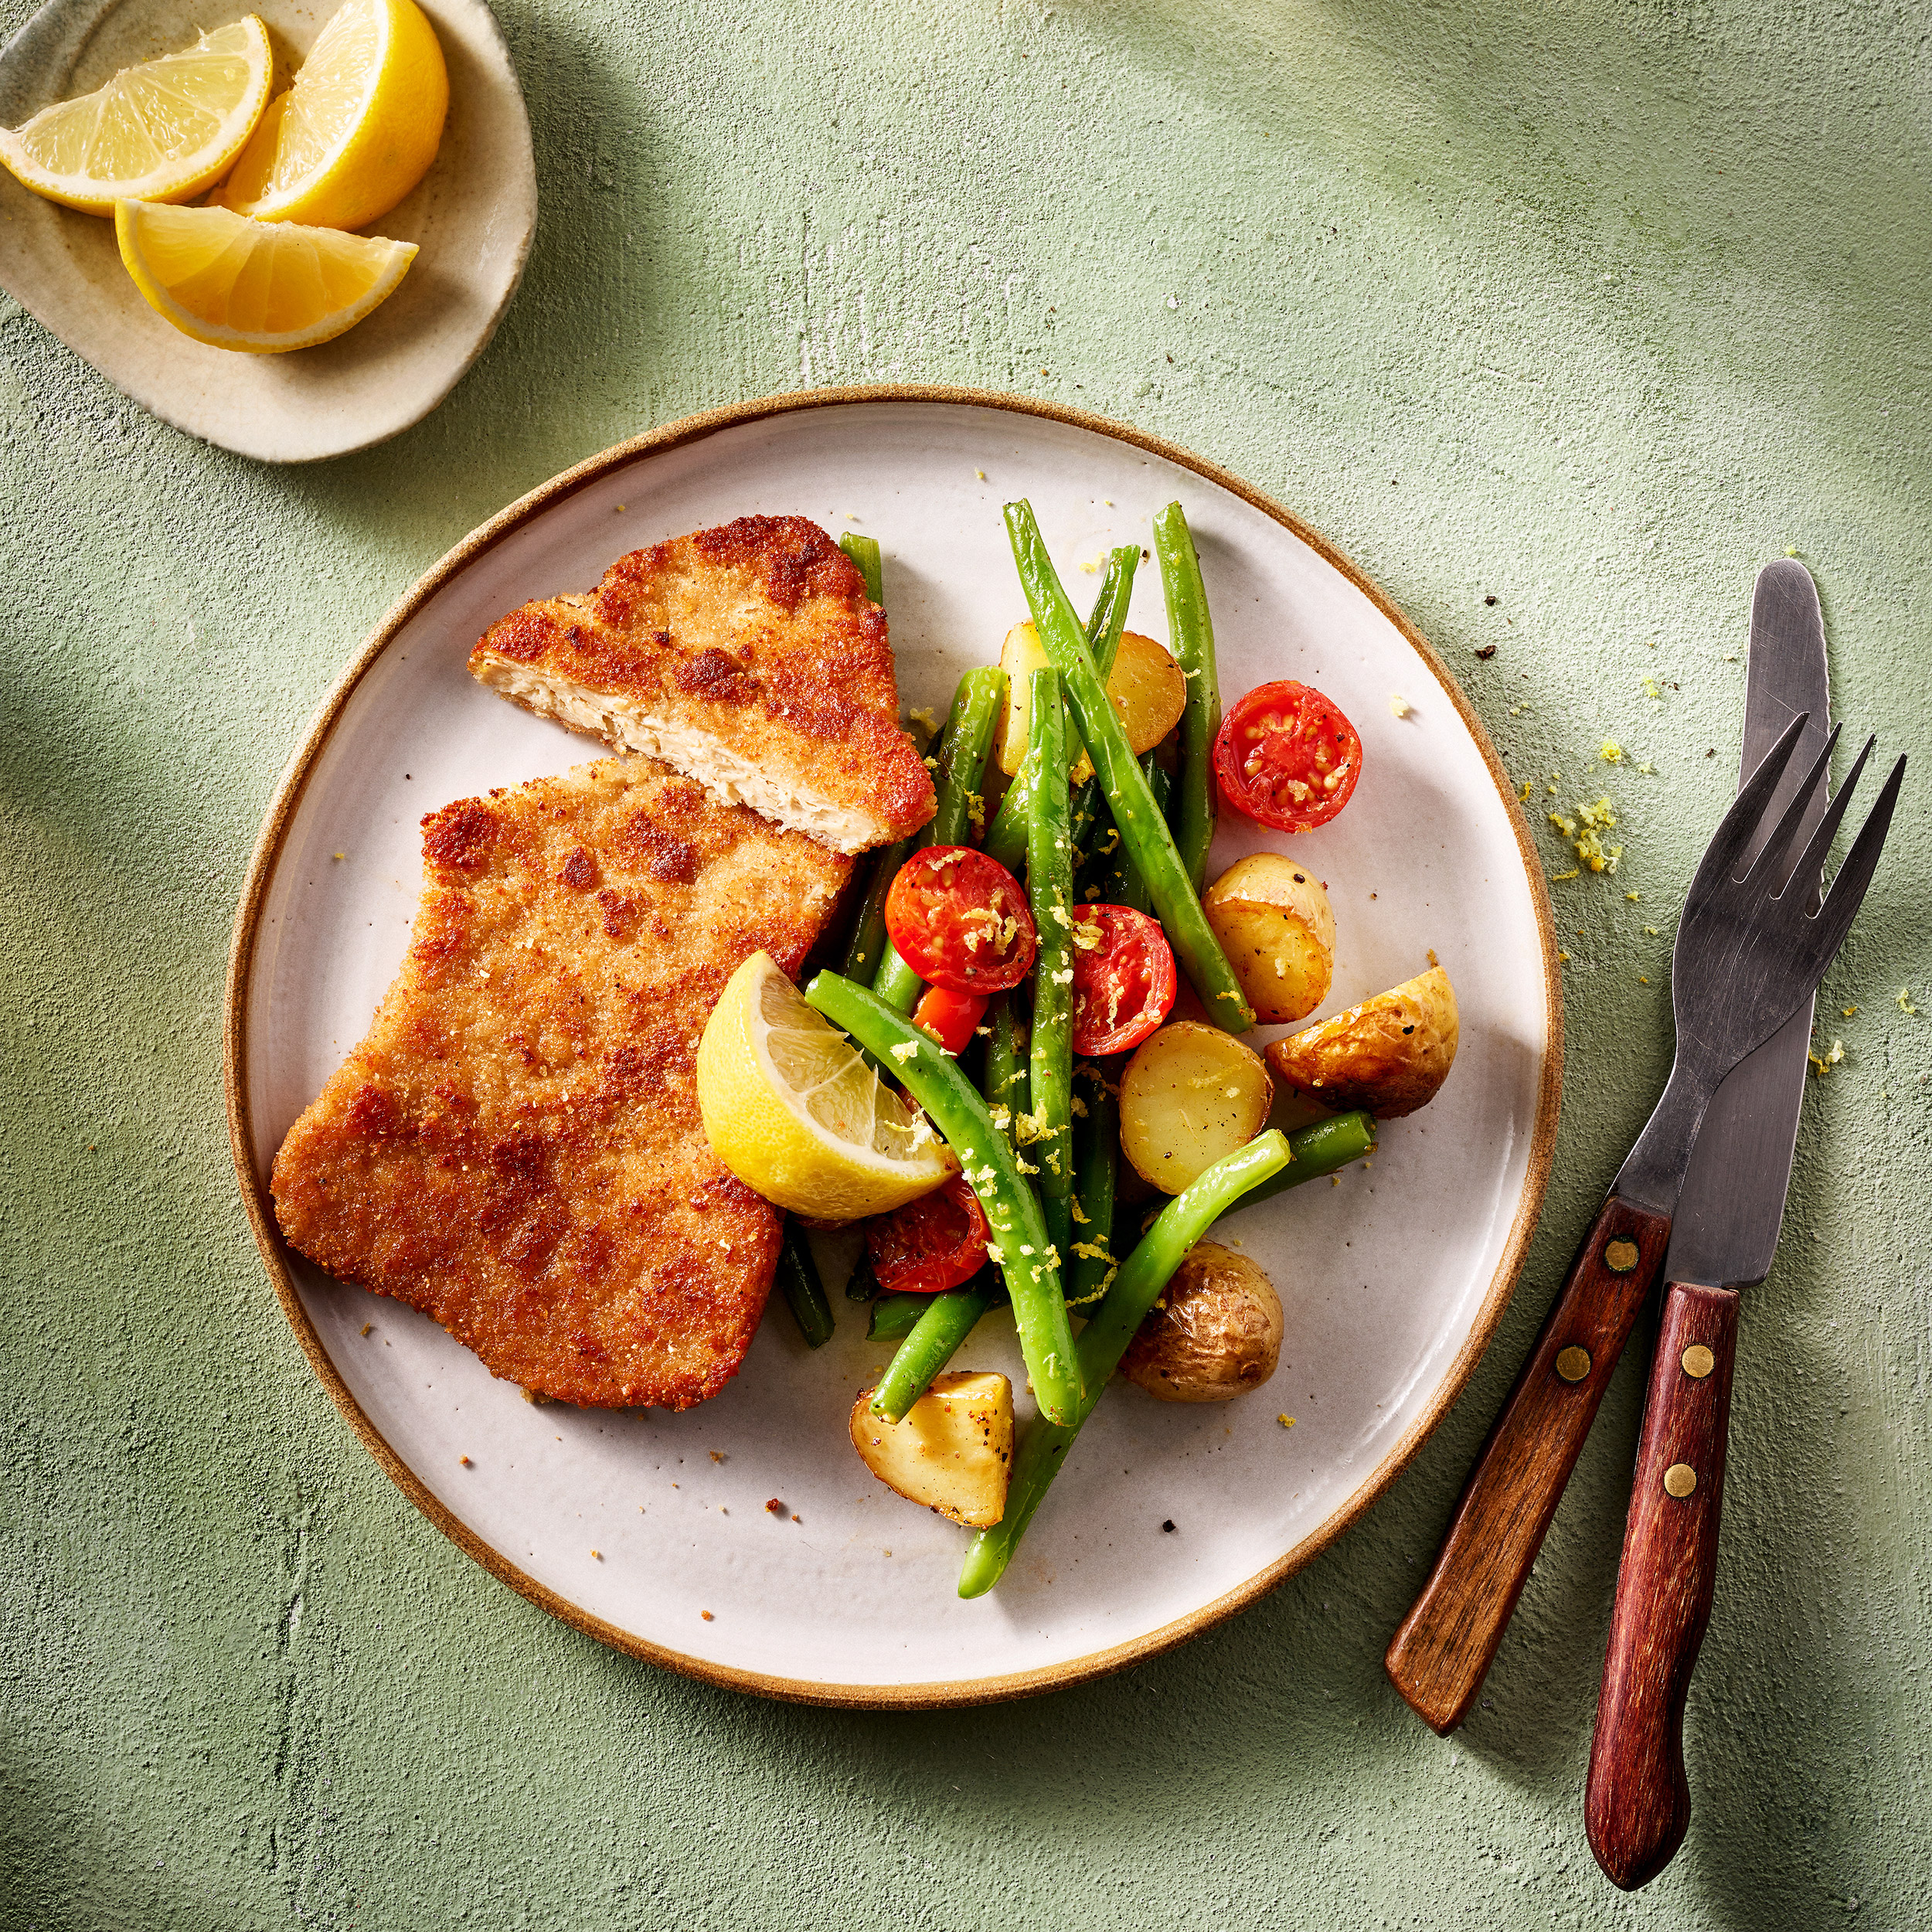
[1583, 561, 1831, 1889]
[1386, 572, 1876, 1738]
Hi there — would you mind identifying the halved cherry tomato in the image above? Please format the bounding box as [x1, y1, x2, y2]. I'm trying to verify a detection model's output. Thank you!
[866, 1175, 991, 1294]
[912, 985, 989, 1056]
[1213, 680, 1363, 833]
[883, 845, 1036, 993]
[1070, 904, 1177, 1056]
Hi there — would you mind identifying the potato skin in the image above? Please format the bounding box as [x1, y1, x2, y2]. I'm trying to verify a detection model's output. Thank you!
[1203, 855, 1335, 1025]
[1264, 964, 1459, 1118]
[1121, 1242, 1282, 1402]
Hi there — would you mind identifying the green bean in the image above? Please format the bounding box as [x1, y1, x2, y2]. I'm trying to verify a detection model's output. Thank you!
[1063, 546, 1138, 895]
[1087, 755, 1169, 912]
[1003, 502, 1254, 1032]
[1080, 1129, 1291, 1385]
[1138, 764, 1174, 906]
[804, 971, 1083, 1425]
[872, 668, 1005, 1014]
[845, 1250, 880, 1303]
[868, 1274, 1009, 1349]
[866, 1291, 927, 1343]
[1066, 1063, 1118, 1306]
[982, 736, 1039, 875]
[1040, 1196, 1072, 1286]
[1068, 776, 1102, 864]
[1121, 1111, 1379, 1243]
[1154, 502, 1220, 895]
[774, 1219, 836, 1347]
[985, 557, 1134, 876]
[983, 989, 1030, 1151]
[1086, 545, 1138, 683]
[1077, 794, 1118, 906]
[925, 669, 1005, 849]
[870, 1270, 1003, 1421]
[1026, 668, 1076, 1246]
[1226, 1110, 1376, 1211]
[838, 532, 884, 605]
[957, 1130, 1291, 1597]
[842, 835, 913, 983]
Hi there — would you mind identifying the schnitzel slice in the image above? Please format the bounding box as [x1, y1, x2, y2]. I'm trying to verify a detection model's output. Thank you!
[469, 515, 934, 855]
[270, 757, 850, 1409]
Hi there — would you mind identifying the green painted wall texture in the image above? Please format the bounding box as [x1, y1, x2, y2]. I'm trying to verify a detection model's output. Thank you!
[2, 0, 1928, 1925]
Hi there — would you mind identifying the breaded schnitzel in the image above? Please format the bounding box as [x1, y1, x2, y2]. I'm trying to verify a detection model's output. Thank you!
[469, 515, 934, 855]
[271, 759, 850, 1409]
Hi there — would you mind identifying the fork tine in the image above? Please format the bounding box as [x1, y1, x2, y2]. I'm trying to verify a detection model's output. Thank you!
[1746, 723, 1842, 894]
[1797, 753, 1905, 977]
[1682, 711, 1809, 910]
[1780, 733, 1876, 906]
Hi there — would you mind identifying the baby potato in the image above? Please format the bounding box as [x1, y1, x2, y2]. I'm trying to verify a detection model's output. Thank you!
[1121, 1242, 1283, 1402]
[992, 623, 1187, 780]
[1203, 855, 1335, 1025]
[1118, 1021, 1273, 1194]
[849, 1371, 1012, 1528]
[1101, 631, 1189, 764]
[1264, 963, 1459, 1118]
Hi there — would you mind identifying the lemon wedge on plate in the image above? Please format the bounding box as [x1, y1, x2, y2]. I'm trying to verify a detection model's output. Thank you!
[115, 201, 417, 352]
[218, 0, 447, 231]
[698, 952, 958, 1219]
[0, 19, 273, 216]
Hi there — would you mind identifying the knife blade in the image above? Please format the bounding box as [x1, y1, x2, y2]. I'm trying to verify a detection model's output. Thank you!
[1584, 559, 1830, 1889]
[1665, 559, 1831, 1289]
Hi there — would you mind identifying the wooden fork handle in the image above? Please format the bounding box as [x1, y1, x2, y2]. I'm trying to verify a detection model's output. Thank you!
[1586, 1281, 1740, 1890]
[1385, 1194, 1671, 1734]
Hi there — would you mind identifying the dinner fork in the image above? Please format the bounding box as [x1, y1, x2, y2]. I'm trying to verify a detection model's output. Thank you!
[1386, 713, 1903, 1734]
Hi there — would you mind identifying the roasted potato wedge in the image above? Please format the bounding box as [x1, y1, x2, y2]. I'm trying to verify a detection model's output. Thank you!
[1122, 1242, 1283, 1402]
[849, 1370, 1012, 1528]
[992, 623, 1186, 780]
[1264, 964, 1459, 1118]
[1118, 1022, 1273, 1194]
[1203, 855, 1335, 1024]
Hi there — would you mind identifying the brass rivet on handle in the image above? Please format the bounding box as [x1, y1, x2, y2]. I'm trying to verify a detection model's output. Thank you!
[1664, 1463, 1698, 1498]
[1555, 1345, 1592, 1383]
[1682, 1344, 1716, 1380]
[1604, 1238, 1640, 1274]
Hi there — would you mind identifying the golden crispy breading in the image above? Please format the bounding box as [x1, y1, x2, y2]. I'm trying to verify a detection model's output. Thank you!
[271, 758, 851, 1409]
[469, 515, 934, 855]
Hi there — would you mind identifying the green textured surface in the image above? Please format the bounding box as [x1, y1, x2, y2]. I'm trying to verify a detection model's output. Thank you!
[2, 0, 1928, 1924]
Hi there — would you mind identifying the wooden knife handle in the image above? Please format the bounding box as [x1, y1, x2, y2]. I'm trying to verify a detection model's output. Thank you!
[1585, 1281, 1740, 1890]
[1385, 1195, 1670, 1734]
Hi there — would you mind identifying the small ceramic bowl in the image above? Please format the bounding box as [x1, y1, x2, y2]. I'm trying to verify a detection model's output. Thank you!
[0, 0, 536, 461]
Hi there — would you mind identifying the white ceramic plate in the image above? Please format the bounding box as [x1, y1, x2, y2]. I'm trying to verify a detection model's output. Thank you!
[0, 0, 534, 462]
[226, 389, 1561, 1706]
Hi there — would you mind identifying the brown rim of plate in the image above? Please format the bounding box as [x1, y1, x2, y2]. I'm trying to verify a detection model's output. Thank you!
[223, 383, 1564, 1711]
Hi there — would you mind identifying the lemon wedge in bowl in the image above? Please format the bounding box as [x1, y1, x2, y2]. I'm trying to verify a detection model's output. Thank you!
[218, 0, 447, 231]
[698, 952, 958, 1219]
[115, 201, 417, 352]
[0, 19, 273, 216]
